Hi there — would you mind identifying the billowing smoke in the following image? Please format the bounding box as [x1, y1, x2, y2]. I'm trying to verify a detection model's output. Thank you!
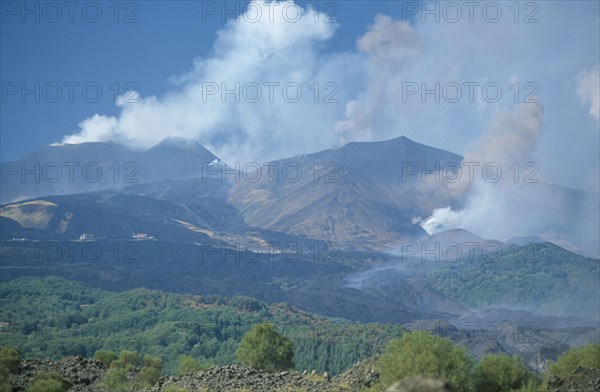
[419, 207, 465, 235]
[465, 103, 543, 168]
[416, 102, 544, 236]
[60, 2, 598, 184]
[576, 65, 600, 123]
[334, 15, 421, 144]
[455, 102, 543, 195]
[416, 101, 599, 257]
[62, 0, 359, 163]
[58, 1, 598, 253]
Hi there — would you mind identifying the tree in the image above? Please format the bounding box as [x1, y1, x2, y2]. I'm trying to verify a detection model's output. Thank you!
[138, 355, 163, 387]
[27, 372, 72, 392]
[143, 355, 163, 370]
[0, 348, 20, 373]
[377, 331, 473, 392]
[236, 322, 294, 372]
[103, 367, 129, 391]
[103, 350, 150, 391]
[94, 350, 117, 367]
[112, 350, 142, 369]
[473, 354, 531, 392]
[138, 366, 160, 387]
[177, 355, 209, 376]
[0, 367, 11, 392]
[546, 343, 600, 379]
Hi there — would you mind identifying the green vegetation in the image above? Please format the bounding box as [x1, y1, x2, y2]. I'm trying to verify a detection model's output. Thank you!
[27, 372, 72, 392]
[0, 367, 11, 392]
[0, 347, 20, 392]
[2, 275, 593, 390]
[236, 322, 294, 372]
[370, 332, 545, 392]
[112, 349, 142, 369]
[373, 331, 473, 391]
[165, 386, 189, 392]
[0, 276, 405, 375]
[101, 349, 163, 391]
[103, 366, 128, 391]
[546, 343, 600, 379]
[94, 349, 117, 367]
[0, 348, 20, 373]
[177, 355, 211, 375]
[139, 354, 163, 386]
[429, 243, 600, 317]
[473, 354, 531, 392]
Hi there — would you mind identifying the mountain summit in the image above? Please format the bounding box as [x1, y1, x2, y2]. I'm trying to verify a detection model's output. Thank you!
[229, 136, 462, 249]
[0, 137, 220, 203]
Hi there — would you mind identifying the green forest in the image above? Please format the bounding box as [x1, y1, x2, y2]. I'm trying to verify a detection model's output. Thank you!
[429, 243, 600, 316]
[0, 276, 405, 375]
[1, 275, 599, 391]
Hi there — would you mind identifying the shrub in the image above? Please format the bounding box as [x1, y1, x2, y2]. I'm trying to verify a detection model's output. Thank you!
[103, 366, 128, 391]
[138, 366, 161, 387]
[112, 350, 142, 369]
[515, 379, 544, 392]
[236, 322, 294, 372]
[27, 372, 72, 392]
[546, 343, 600, 379]
[177, 355, 210, 376]
[0, 366, 11, 392]
[103, 351, 164, 390]
[473, 354, 531, 392]
[165, 386, 189, 392]
[376, 331, 473, 392]
[0, 348, 20, 373]
[143, 355, 163, 370]
[94, 350, 117, 367]
[28, 379, 65, 392]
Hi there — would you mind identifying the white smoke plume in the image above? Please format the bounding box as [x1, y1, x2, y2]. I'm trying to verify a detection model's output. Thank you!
[62, 1, 357, 163]
[334, 15, 421, 144]
[60, 1, 598, 186]
[576, 65, 600, 123]
[417, 102, 546, 239]
[417, 99, 598, 256]
[58, 1, 598, 253]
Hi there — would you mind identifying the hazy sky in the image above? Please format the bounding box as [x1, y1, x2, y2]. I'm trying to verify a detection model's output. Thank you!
[1, 0, 599, 192]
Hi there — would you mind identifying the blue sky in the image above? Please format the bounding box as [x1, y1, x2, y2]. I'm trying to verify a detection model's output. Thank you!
[1, 0, 599, 193]
[1, 1, 406, 159]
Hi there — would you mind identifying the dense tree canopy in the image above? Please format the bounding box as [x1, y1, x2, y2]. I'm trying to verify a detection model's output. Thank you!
[546, 343, 600, 379]
[0, 276, 404, 375]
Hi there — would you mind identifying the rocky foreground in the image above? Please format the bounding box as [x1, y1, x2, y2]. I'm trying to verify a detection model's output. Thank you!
[8, 356, 379, 392]
[7, 356, 600, 392]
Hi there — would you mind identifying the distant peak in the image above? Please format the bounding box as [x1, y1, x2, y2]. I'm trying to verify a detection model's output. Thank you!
[145, 137, 218, 161]
[157, 136, 191, 146]
[342, 135, 413, 146]
[152, 136, 205, 151]
[389, 135, 417, 145]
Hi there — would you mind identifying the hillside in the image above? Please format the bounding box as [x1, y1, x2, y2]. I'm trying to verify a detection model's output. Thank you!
[0, 276, 405, 376]
[0, 138, 219, 204]
[1, 136, 599, 382]
[228, 136, 462, 249]
[2, 135, 597, 255]
[428, 242, 600, 320]
[1, 275, 594, 380]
